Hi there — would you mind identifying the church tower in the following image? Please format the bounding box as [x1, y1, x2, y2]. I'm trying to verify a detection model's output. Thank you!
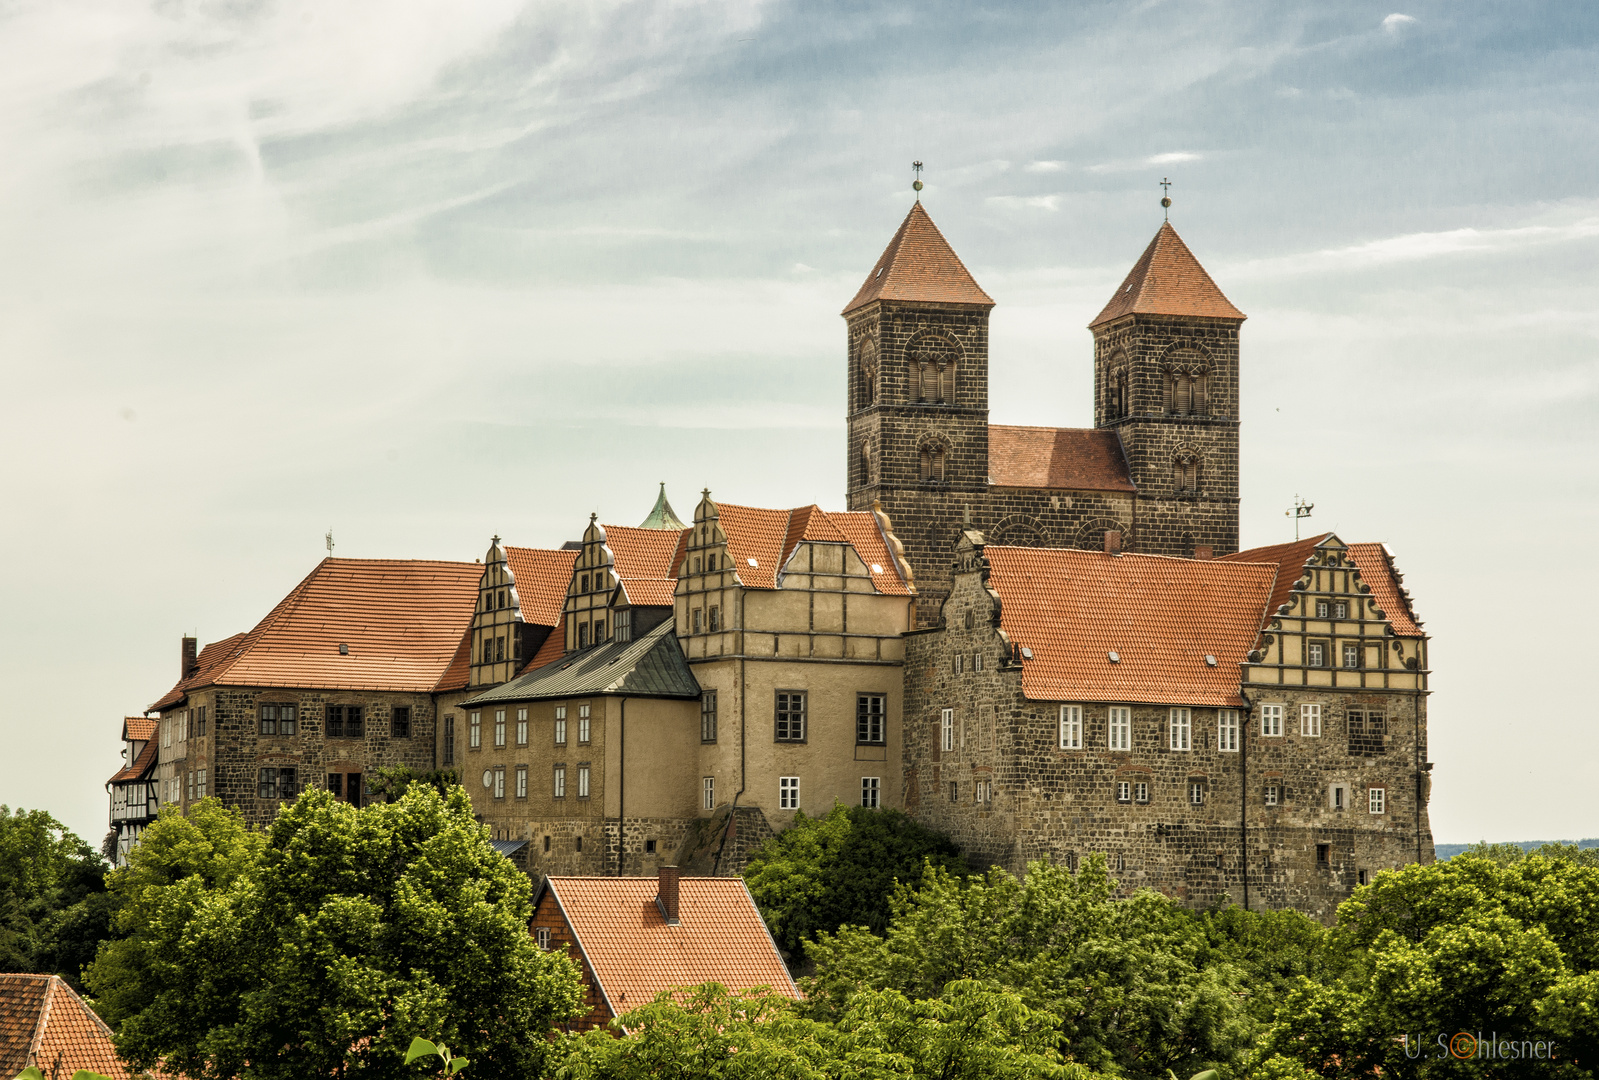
[1090, 222, 1245, 557]
[843, 202, 995, 618]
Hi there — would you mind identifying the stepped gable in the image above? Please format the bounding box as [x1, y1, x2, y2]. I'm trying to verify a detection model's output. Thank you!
[984, 546, 1277, 707]
[713, 502, 912, 595]
[988, 425, 1137, 492]
[602, 524, 690, 607]
[1090, 222, 1245, 328]
[843, 202, 995, 314]
[1346, 543, 1424, 637]
[0, 974, 132, 1080]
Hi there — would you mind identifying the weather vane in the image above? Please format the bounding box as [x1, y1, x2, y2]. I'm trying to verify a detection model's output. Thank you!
[1160, 177, 1172, 222]
[325, 528, 335, 557]
[913, 161, 924, 201]
[1286, 495, 1314, 539]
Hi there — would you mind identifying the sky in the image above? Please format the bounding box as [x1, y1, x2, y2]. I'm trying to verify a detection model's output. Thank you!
[2, 0, 1597, 848]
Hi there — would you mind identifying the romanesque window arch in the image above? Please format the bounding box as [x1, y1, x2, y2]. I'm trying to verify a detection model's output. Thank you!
[909, 332, 959, 405]
[918, 437, 950, 482]
[1173, 452, 1200, 494]
[859, 441, 874, 487]
[1162, 351, 1210, 417]
[858, 338, 879, 410]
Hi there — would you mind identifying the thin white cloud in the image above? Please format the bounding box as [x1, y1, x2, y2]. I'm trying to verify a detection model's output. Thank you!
[1086, 150, 1202, 173]
[1383, 13, 1417, 31]
[1025, 160, 1067, 173]
[1226, 217, 1599, 279]
[1146, 151, 1201, 166]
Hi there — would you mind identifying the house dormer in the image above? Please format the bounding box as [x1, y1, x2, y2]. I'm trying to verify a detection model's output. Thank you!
[562, 495, 690, 653]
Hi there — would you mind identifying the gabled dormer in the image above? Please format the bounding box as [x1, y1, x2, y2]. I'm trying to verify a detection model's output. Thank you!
[563, 495, 690, 652]
[468, 538, 578, 688]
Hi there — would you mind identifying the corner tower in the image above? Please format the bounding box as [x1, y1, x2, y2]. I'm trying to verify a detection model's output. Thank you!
[1091, 222, 1244, 556]
[843, 203, 994, 617]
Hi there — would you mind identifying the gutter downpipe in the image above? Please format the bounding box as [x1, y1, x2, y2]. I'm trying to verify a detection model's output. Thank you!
[616, 696, 626, 876]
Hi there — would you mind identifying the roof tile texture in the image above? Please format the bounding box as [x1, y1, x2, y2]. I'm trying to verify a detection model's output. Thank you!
[149, 632, 248, 711]
[1219, 534, 1330, 622]
[1090, 222, 1245, 327]
[547, 877, 798, 1011]
[714, 503, 911, 595]
[506, 547, 579, 628]
[843, 202, 995, 314]
[988, 425, 1136, 492]
[985, 547, 1277, 707]
[602, 525, 689, 607]
[0, 975, 131, 1080]
[1346, 543, 1424, 637]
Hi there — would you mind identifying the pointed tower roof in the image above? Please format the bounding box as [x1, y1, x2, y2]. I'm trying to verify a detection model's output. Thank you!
[1090, 222, 1245, 328]
[638, 483, 687, 530]
[843, 202, 995, 315]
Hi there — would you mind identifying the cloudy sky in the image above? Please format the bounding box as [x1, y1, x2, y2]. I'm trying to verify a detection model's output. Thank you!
[2, 0, 1596, 847]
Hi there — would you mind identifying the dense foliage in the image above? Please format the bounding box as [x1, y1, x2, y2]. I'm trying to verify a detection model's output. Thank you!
[0, 805, 114, 989]
[85, 788, 583, 1080]
[741, 803, 967, 958]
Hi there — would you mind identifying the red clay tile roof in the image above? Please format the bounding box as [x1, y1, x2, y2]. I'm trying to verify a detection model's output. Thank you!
[0, 975, 131, 1080]
[602, 525, 689, 608]
[108, 738, 158, 784]
[432, 627, 475, 694]
[121, 716, 157, 741]
[523, 616, 568, 672]
[988, 425, 1136, 492]
[714, 503, 912, 595]
[545, 877, 798, 1013]
[843, 202, 995, 315]
[1090, 222, 1245, 328]
[1219, 534, 1331, 625]
[985, 546, 1277, 707]
[148, 632, 248, 712]
[506, 547, 578, 628]
[1346, 543, 1424, 637]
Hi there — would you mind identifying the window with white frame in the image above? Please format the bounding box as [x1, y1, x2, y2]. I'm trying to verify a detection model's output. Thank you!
[1059, 705, 1083, 750]
[197, 768, 207, 799]
[1334, 601, 1348, 619]
[1108, 707, 1131, 751]
[861, 777, 880, 808]
[1330, 784, 1347, 810]
[516, 708, 528, 747]
[1342, 642, 1360, 668]
[1260, 704, 1284, 737]
[578, 704, 591, 744]
[973, 652, 983, 672]
[703, 776, 715, 810]
[555, 705, 567, 745]
[975, 779, 993, 804]
[1217, 709, 1239, 752]
[553, 765, 566, 798]
[1116, 780, 1131, 803]
[857, 694, 886, 745]
[494, 710, 507, 748]
[1189, 781, 1205, 805]
[577, 765, 590, 798]
[1264, 784, 1280, 806]
[940, 708, 954, 752]
[469, 711, 482, 748]
[1169, 708, 1192, 751]
[1307, 641, 1326, 667]
[1301, 703, 1323, 737]
[515, 765, 527, 798]
[493, 767, 505, 799]
[779, 776, 800, 810]
[1134, 781, 1150, 803]
[536, 927, 551, 950]
[1369, 787, 1386, 814]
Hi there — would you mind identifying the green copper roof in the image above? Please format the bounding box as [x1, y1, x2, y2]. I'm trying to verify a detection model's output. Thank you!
[639, 483, 687, 530]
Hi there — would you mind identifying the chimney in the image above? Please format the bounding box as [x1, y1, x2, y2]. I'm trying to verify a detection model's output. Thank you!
[656, 865, 681, 925]
[181, 636, 198, 679]
[1103, 530, 1123, 555]
[1194, 544, 1214, 560]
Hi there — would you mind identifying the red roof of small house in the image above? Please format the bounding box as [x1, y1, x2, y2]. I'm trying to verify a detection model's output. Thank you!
[541, 876, 798, 1015]
[984, 546, 1278, 707]
[843, 202, 995, 314]
[713, 502, 913, 595]
[1090, 222, 1245, 328]
[988, 425, 1136, 492]
[121, 716, 157, 741]
[0, 975, 132, 1080]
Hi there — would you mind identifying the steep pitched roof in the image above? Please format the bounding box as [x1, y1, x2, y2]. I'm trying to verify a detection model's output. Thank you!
[542, 877, 798, 1016]
[523, 616, 568, 672]
[148, 632, 249, 712]
[121, 716, 156, 741]
[985, 546, 1277, 707]
[988, 425, 1137, 492]
[602, 525, 689, 607]
[465, 620, 699, 704]
[108, 738, 158, 784]
[0, 975, 131, 1080]
[1346, 543, 1424, 638]
[505, 547, 579, 628]
[432, 628, 475, 694]
[638, 483, 688, 530]
[1090, 222, 1245, 328]
[1219, 534, 1332, 624]
[150, 559, 481, 706]
[843, 202, 995, 315]
[714, 503, 912, 595]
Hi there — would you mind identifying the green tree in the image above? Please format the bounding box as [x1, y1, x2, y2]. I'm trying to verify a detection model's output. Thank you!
[742, 804, 966, 958]
[87, 786, 583, 1080]
[0, 806, 111, 987]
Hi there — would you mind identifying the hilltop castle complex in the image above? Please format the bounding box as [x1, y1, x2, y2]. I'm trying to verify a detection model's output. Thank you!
[110, 199, 1434, 922]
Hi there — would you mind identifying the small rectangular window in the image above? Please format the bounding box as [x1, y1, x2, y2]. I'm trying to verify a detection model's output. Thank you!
[578, 623, 589, 648]
[1358, 869, 1369, 886]
[578, 765, 590, 798]
[1190, 781, 1205, 805]
[555, 716, 567, 745]
[260, 704, 276, 736]
[258, 768, 278, 800]
[443, 715, 456, 765]
[701, 690, 718, 743]
[1316, 601, 1330, 618]
[861, 777, 881, 808]
[391, 706, 411, 739]
[1108, 706, 1131, 751]
[493, 766, 505, 799]
[1134, 781, 1150, 803]
[536, 927, 551, 950]
[187, 770, 194, 800]
[975, 779, 992, 804]
[1169, 708, 1192, 751]
[515, 765, 528, 799]
[692, 608, 703, 633]
[516, 708, 528, 747]
[1316, 843, 1330, 866]
[1264, 784, 1280, 806]
[1369, 787, 1386, 814]
[1331, 784, 1346, 810]
[1342, 642, 1360, 668]
[708, 606, 720, 632]
[973, 652, 983, 672]
[856, 693, 886, 745]
[495, 635, 505, 662]
[327, 773, 344, 798]
[1334, 601, 1348, 619]
[194, 705, 207, 737]
[775, 691, 807, 741]
[1308, 641, 1326, 667]
[1059, 705, 1083, 750]
[553, 766, 566, 798]
[615, 609, 632, 642]
[469, 711, 482, 749]
[703, 776, 715, 810]
[1260, 704, 1284, 737]
[948, 781, 958, 803]
[578, 704, 591, 744]
[1116, 780, 1131, 803]
[494, 710, 507, 748]
[940, 708, 954, 752]
[779, 776, 800, 810]
[1301, 703, 1323, 737]
[1217, 709, 1239, 752]
[197, 768, 207, 799]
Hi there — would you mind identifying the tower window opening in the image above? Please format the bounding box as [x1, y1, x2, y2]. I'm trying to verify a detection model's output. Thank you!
[1174, 457, 1199, 493]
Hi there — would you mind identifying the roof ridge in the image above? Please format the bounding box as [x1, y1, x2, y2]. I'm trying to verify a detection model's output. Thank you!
[27, 975, 59, 1068]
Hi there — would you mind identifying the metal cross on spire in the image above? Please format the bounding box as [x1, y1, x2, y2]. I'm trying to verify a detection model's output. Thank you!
[1160, 177, 1172, 221]
[912, 161, 924, 201]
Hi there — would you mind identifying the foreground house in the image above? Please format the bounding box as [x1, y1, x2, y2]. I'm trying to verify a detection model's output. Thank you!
[0, 974, 130, 1080]
[533, 867, 798, 1031]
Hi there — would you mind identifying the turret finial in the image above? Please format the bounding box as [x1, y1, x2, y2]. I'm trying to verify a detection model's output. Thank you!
[912, 161, 924, 201]
[1160, 177, 1172, 221]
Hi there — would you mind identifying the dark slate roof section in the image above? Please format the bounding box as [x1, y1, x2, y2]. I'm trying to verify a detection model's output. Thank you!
[462, 621, 700, 705]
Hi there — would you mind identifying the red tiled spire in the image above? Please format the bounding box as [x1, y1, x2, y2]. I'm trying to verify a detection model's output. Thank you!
[843, 202, 995, 314]
[1090, 222, 1245, 328]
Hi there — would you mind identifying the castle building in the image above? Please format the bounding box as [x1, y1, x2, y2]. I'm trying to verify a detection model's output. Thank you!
[844, 203, 1244, 625]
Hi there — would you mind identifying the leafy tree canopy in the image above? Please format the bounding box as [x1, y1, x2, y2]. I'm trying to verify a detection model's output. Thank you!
[86, 787, 583, 1080]
[0, 805, 110, 988]
[742, 804, 966, 958]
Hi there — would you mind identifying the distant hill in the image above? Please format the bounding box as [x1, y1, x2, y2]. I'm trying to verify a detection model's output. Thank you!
[1437, 838, 1599, 860]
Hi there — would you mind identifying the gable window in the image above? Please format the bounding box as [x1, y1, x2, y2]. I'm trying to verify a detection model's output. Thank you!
[593, 617, 605, 641]
[1169, 708, 1192, 751]
[1315, 601, 1330, 618]
[391, 706, 411, 739]
[1260, 703, 1284, 737]
[536, 927, 551, 950]
[580, 574, 590, 593]
[1116, 780, 1131, 803]
[701, 690, 718, 743]
[1368, 787, 1386, 814]
[578, 623, 590, 649]
[555, 706, 567, 746]
[703, 776, 715, 810]
[708, 605, 720, 631]
[857, 694, 886, 744]
[1342, 642, 1360, 668]
[494, 710, 507, 748]
[693, 608, 703, 633]
[1059, 705, 1083, 750]
[861, 777, 881, 809]
[779, 776, 800, 810]
[469, 711, 481, 749]
[495, 635, 506, 662]
[443, 715, 455, 764]
[260, 703, 297, 737]
[1217, 709, 1239, 752]
[515, 765, 527, 799]
[578, 704, 591, 744]
[1334, 601, 1348, 619]
[940, 708, 954, 752]
[775, 691, 807, 742]
[516, 708, 528, 746]
[1108, 706, 1131, 751]
[1301, 703, 1323, 737]
[614, 609, 632, 642]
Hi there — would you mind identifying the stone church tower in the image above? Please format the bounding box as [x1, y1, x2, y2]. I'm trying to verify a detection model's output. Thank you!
[845, 202, 1246, 625]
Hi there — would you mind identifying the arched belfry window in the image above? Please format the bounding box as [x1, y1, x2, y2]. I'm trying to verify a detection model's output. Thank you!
[860, 442, 873, 486]
[1165, 367, 1209, 416]
[911, 337, 957, 404]
[859, 339, 878, 410]
[1112, 369, 1128, 419]
[919, 443, 947, 482]
[1173, 454, 1200, 494]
